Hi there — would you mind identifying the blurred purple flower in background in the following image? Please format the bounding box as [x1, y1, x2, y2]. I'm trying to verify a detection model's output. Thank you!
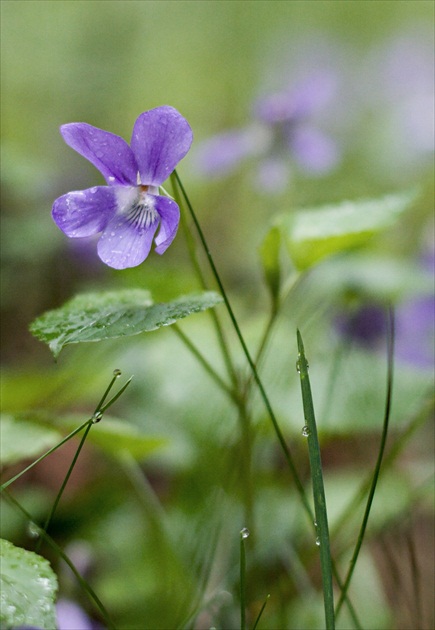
[56, 599, 95, 630]
[359, 27, 434, 176]
[335, 251, 435, 371]
[194, 69, 340, 193]
[335, 303, 387, 349]
[52, 106, 193, 269]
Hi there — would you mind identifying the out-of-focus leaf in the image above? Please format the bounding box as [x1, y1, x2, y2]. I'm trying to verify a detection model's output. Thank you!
[0, 538, 58, 630]
[30, 289, 223, 358]
[56, 414, 168, 460]
[0, 415, 61, 467]
[281, 190, 417, 270]
[259, 224, 282, 309]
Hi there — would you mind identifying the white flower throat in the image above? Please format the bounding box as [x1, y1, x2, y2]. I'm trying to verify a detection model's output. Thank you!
[117, 184, 158, 230]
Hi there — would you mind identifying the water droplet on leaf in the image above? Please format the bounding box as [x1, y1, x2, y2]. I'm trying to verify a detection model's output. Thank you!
[301, 425, 310, 437]
[113, 368, 122, 377]
[315, 537, 321, 547]
[240, 527, 250, 539]
[296, 354, 309, 373]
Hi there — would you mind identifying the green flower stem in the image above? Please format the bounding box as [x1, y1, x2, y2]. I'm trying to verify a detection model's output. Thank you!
[335, 307, 395, 617]
[172, 324, 235, 401]
[173, 170, 313, 521]
[252, 594, 270, 630]
[0, 420, 90, 491]
[35, 421, 93, 554]
[170, 172, 239, 391]
[297, 330, 335, 630]
[3, 489, 116, 630]
[240, 529, 248, 630]
[34, 372, 132, 554]
[332, 393, 433, 546]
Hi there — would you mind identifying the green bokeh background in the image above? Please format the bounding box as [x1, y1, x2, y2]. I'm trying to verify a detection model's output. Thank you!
[1, 2, 434, 629]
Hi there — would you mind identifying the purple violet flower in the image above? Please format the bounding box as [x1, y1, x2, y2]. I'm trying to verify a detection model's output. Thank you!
[194, 70, 340, 193]
[52, 106, 193, 269]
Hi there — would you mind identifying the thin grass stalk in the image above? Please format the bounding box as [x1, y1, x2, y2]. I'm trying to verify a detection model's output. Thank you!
[0, 420, 90, 491]
[252, 594, 270, 630]
[240, 528, 248, 630]
[170, 172, 239, 390]
[173, 170, 313, 522]
[331, 394, 433, 544]
[335, 306, 395, 617]
[35, 421, 92, 554]
[3, 489, 116, 630]
[296, 330, 335, 630]
[172, 325, 235, 400]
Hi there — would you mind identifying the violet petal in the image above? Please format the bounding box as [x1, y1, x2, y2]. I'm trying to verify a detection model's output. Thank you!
[97, 203, 159, 269]
[60, 123, 138, 186]
[52, 186, 117, 237]
[154, 196, 180, 254]
[291, 125, 339, 173]
[194, 128, 265, 177]
[131, 106, 193, 187]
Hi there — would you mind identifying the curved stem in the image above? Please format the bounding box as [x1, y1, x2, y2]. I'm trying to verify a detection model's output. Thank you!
[173, 170, 313, 522]
[335, 306, 395, 617]
[170, 172, 239, 390]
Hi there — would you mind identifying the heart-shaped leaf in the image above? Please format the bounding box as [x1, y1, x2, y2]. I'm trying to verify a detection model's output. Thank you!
[30, 289, 223, 358]
[0, 538, 58, 629]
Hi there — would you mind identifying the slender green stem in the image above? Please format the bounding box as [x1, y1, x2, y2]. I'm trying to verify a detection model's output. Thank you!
[252, 594, 270, 630]
[172, 324, 235, 400]
[335, 307, 395, 617]
[331, 394, 433, 545]
[1, 420, 90, 491]
[3, 489, 116, 629]
[240, 529, 249, 630]
[35, 421, 93, 553]
[297, 330, 335, 630]
[170, 172, 239, 390]
[34, 372, 132, 553]
[173, 170, 313, 522]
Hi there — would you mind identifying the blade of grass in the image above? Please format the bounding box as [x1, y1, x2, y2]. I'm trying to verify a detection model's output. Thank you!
[0, 420, 90, 491]
[335, 306, 395, 617]
[296, 329, 335, 630]
[173, 170, 313, 522]
[3, 489, 116, 630]
[240, 528, 249, 630]
[252, 594, 270, 630]
[34, 371, 132, 553]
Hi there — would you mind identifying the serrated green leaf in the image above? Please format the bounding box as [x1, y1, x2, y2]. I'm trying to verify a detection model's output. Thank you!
[0, 415, 62, 467]
[30, 289, 223, 358]
[0, 538, 58, 630]
[281, 190, 417, 270]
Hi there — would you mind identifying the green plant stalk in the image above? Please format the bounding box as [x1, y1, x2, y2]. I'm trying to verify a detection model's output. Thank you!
[173, 170, 313, 522]
[173, 173, 363, 625]
[331, 394, 433, 545]
[252, 594, 270, 630]
[240, 530, 247, 630]
[172, 324, 235, 400]
[34, 372, 132, 553]
[335, 307, 395, 617]
[170, 172, 239, 391]
[0, 420, 90, 491]
[297, 330, 335, 630]
[35, 421, 93, 554]
[3, 489, 116, 630]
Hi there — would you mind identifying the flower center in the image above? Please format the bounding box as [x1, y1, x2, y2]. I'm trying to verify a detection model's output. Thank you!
[125, 188, 158, 231]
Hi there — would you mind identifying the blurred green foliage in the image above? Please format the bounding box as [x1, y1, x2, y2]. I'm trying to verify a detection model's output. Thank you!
[1, 2, 434, 629]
